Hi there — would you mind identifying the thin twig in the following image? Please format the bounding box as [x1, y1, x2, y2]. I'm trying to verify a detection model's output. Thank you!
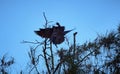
[43, 12, 53, 28]
[21, 40, 43, 44]
[43, 39, 51, 74]
[53, 60, 63, 74]
[29, 62, 40, 74]
[43, 12, 48, 28]
[50, 41, 54, 72]
[77, 50, 95, 66]
[28, 45, 41, 73]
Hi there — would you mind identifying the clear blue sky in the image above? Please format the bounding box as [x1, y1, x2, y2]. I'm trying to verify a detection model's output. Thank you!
[0, 0, 120, 73]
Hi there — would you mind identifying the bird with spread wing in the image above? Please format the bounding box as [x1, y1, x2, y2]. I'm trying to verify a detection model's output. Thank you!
[34, 22, 74, 47]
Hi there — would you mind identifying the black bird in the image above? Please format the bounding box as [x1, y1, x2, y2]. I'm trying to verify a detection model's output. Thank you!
[34, 22, 74, 46]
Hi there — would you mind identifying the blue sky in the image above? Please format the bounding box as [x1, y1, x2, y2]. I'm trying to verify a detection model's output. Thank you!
[0, 0, 120, 72]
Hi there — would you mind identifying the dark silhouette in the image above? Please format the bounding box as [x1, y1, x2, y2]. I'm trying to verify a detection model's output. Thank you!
[26, 24, 120, 74]
[34, 28, 53, 38]
[0, 55, 14, 74]
[1, 13, 120, 74]
[34, 22, 73, 46]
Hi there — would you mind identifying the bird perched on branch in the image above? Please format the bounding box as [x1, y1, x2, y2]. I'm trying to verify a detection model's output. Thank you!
[34, 22, 74, 46]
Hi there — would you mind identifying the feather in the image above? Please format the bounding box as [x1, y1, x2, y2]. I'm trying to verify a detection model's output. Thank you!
[64, 29, 75, 35]
[34, 28, 53, 38]
[34, 22, 74, 46]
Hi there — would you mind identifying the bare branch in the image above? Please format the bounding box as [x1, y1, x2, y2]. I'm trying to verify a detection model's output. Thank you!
[43, 12, 48, 28]
[50, 41, 54, 71]
[21, 40, 44, 45]
[53, 60, 63, 74]
[43, 12, 53, 28]
[43, 39, 51, 74]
